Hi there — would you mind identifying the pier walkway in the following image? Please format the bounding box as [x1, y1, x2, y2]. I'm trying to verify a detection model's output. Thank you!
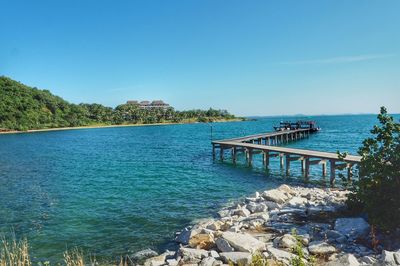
[212, 129, 361, 186]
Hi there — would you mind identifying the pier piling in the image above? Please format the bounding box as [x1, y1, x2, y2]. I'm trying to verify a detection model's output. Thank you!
[212, 128, 361, 186]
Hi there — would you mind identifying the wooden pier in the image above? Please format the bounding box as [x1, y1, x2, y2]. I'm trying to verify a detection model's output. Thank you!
[212, 129, 361, 186]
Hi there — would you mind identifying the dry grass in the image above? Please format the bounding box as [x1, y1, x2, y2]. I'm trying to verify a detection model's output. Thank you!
[63, 248, 85, 266]
[0, 234, 98, 266]
[0, 235, 31, 266]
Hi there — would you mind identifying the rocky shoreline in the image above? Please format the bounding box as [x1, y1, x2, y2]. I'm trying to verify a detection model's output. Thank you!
[133, 184, 400, 266]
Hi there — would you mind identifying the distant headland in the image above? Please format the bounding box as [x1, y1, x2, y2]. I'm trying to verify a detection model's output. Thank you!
[0, 76, 245, 133]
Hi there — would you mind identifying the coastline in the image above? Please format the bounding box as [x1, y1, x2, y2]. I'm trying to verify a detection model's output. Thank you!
[134, 184, 399, 266]
[0, 118, 245, 135]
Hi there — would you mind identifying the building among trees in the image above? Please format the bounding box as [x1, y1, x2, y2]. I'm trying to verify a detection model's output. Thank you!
[127, 100, 170, 109]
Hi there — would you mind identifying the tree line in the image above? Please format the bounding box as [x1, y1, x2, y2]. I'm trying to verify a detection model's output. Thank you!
[0, 76, 240, 131]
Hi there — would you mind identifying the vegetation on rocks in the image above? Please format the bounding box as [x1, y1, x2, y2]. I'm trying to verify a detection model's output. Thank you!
[0, 76, 241, 131]
[347, 107, 400, 231]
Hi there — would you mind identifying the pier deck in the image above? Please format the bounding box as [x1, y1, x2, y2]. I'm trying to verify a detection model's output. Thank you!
[212, 129, 361, 186]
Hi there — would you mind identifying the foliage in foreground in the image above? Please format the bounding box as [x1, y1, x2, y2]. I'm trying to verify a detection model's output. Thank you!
[0, 76, 239, 131]
[0, 236, 31, 266]
[0, 234, 97, 266]
[347, 107, 400, 231]
[289, 229, 315, 266]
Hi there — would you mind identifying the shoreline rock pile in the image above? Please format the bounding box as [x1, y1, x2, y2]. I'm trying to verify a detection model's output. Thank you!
[134, 184, 400, 266]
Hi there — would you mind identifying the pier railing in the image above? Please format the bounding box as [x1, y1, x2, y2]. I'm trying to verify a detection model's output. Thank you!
[211, 129, 361, 186]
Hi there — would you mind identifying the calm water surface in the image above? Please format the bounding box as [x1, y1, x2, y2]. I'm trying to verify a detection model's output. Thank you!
[0, 115, 397, 262]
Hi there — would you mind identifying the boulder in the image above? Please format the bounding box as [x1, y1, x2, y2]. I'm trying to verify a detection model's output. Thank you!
[209, 250, 220, 258]
[264, 201, 281, 210]
[216, 237, 235, 252]
[234, 207, 251, 217]
[206, 221, 224, 231]
[262, 189, 289, 204]
[382, 250, 397, 266]
[308, 241, 336, 255]
[325, 254, 360, 266]
[200, 257, 216, 266]
[176, 227, 201, 245]
[277, 234, 298, 249]
[218, 209, 231, 218]
[221, 232, 266, 253]
[278, 184, 296, 195]
[334, 218, 370, 239]
[131, 249, 158, 263]
[287, 196, 307, 207]
[246, 202, 267, 213]
[325, 230, 344, 240]
[359, 256, 377, 264]
[265, 247, 298, 265]
[166, 259, 179, 266]
[219, 252, 252, 265]
[189, 233, 215, 250]
[179, 248, 208, 263]
[144, 252, 169, 266]
[394, 251, 400, 265]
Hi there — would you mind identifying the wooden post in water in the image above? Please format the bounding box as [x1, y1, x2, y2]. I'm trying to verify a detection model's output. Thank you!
[304, 157, 310, 179]
[248, 148, 253, 167]
[232, 147, 237, 165]
[212, 144, 216, 160]
[330, 160, 336, 186]
[322, 161, 327, 176]
[220, 146, 224, 161]
[263, 151, 270, 169]
[286, 154, 291, 175]
[347, 164, 352, 181]
[280, 153, 284, 168]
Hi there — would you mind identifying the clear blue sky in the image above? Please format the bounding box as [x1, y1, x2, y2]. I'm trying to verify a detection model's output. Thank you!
[1, 1, 399, 116]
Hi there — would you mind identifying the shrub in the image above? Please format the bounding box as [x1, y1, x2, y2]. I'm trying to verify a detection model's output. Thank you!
[347, 107, 400, 231]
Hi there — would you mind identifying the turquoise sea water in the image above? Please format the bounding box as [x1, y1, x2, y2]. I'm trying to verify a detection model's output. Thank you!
[0, 114, 398, 262]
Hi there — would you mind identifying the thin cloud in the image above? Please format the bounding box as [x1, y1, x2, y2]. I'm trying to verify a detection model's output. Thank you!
[280, 54, 396, 65]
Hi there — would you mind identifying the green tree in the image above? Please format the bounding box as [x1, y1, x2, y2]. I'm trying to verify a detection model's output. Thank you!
[347, 107, 400, 231]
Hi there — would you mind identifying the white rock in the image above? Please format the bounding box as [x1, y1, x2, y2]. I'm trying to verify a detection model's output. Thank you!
[334, 218, 370, 239]
[382, 250, 397, 266]
[216, 238, 235, 252]
[262, 189, 289, 204]
[209, 250, 220, 258]
[287, 196, 307, 207]
[200, 257, 216, 266]
[206, 221, 224, 231]
[233, 207, 251, 217]
[278, 234, 298, 249]
[265, 247, 298, 265]
[218, 210, 231, 218]
[394, 251, 400, 265]
[221, 232, 266, 253]
[325, 254, 360, 266]
[131, 249, 158, 262]
[166, 259, 179, 266]
[179, 247, 208, 262]
[308, 241, 336, 255]
[264, 201, 281, 210]
[144, 253, 169, 266]
[246, 202, 267, 213]
[219, 252, 252, 265]
[176, 227, 201, 245]
[278, 184, 296, 195]
[360, 256, 377, 264]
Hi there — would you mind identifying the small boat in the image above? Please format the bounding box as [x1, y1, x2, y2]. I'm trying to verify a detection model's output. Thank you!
[273, 120, 321, 132]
